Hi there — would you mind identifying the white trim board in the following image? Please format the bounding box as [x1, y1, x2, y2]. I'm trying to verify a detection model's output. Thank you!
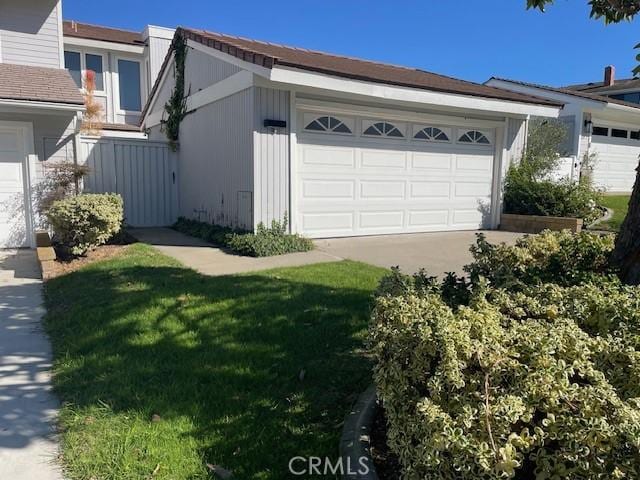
[144, 70, 254, 127]
[64, 36, 145, 55]
[0, 99, 84, 113]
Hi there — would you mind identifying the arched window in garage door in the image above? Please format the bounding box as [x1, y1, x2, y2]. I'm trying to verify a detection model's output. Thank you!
[458, 130, 491, 145]
[304, 115, 353, 134]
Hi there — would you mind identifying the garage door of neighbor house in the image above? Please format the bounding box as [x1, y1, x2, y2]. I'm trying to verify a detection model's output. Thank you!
[295, 112, 497, 238]
[0, 124, 29, 248]
[81, 138, 178, 227]
[590, 131, 640, 192]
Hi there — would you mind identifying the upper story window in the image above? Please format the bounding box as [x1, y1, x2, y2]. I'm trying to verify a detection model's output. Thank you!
[118, 59, 142, 112]
[85, 54, 104, 91]
[64, 51, 105, 92]
[610, 92, 640, 104]
[363, 121, 404, 138]
[458, 130, 491, 145]
[414, 126, 450, 142]
[64, 51, 82, 88]
[304, 115, 353, 134]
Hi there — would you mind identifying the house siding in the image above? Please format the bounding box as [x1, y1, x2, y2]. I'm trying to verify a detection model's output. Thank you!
[0, 0, 62, 68]
[184, 47, 242, 94]
[253, 86, 290, 228]
[147, 35, 172, 91]
[177, 89, 254, 229]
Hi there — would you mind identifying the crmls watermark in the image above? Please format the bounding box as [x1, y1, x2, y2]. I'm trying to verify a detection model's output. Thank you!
[288, 456, 371, 476]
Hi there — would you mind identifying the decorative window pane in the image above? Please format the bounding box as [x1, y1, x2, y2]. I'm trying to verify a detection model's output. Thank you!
[458, 130, 491, 144]
[64, 51, 82, 88]
[85, 54, 104, 91]
[118, 59, 142, 111]
[304, 115, 353, 134]
[631, 131, 640, 140]
[414, 127, 450, 142]
[592, 126, 608, 136]
[363, 121, 404, 138]
[612, 128, 628, 139]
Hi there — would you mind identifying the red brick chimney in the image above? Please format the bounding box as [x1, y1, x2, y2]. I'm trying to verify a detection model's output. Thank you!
[604, 65, 615, 87]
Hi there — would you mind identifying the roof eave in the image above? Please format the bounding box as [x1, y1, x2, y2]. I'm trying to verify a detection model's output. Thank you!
[0, 98, 85, 112]
[269, 66, 562, 118]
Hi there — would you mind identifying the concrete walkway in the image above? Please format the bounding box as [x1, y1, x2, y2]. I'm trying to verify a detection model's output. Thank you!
[129, 228, 341, 276]
[315, 230, 523, 277]
[0, 250, 63, 480]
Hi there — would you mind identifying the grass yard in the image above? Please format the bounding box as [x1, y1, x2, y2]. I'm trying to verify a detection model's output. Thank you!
[597, 195, 631, 232]
[44, 244, 387, 480]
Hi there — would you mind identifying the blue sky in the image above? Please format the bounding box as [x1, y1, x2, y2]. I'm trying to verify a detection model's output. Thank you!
[62, 0, 638, 86]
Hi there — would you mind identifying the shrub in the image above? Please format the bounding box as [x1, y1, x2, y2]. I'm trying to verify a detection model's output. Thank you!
[33, 162, 90, 221]
[47, 193, 123, 256]
[503, 117, 602, 222]
[226, 215, 314, 257]
[466, 230, 615, 289]
[173, 214, 314, 257]
[504, 170, 602, 222]
[370, 279, 640, 479]
[172, 217, 237, 245]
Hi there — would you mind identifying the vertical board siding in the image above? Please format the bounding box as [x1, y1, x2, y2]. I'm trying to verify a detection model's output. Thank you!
[148, 36, 173, 86]
[1, 0, 62, 68]
[185, 48, 241, 93]
[177, 88, 254, 229]
[82, 138, 177, 227]
[253, 87, 290, 228]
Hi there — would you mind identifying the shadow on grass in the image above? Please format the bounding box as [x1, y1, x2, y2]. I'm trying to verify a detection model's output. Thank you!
[44, 252, 382, 479]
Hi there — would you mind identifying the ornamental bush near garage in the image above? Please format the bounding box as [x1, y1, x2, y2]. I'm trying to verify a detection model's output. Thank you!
[46, 193, 124, 257]
[370, 231, 640, 479]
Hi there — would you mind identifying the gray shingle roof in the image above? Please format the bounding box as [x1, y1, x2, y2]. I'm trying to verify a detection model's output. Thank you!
[0, 63, 84, 106]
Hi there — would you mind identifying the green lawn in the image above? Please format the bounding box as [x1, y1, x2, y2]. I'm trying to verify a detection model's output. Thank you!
[44, 244, 387, 480]
[598, 195, 631, 232]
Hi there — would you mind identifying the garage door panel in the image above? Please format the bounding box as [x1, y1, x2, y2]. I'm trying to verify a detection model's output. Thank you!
[411, 152, 452, 171]
[360, 181, 405, 199]
[359, 211, 404, 230]
[408, 210, 449, 228]
[302, 179, 355, 200]
[456, 154, 493, 173]
[454, 181, 492, 198]
[302, 145, 355, 167]
[453, 209, 486, 226]
[410, 181, 451, 199]
[302, 212, 354, 233]
[360, 150, 406, 169]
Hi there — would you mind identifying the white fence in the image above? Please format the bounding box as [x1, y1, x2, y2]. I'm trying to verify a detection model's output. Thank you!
[80, 137, 178, 227]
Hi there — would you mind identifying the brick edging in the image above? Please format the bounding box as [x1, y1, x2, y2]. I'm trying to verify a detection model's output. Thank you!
[339, 384, 380, 480]
[34, 230, 56, 280]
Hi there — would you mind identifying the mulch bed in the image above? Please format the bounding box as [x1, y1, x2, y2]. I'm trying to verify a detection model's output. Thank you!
[370, 404, 401, 480]
[46, 230, 137, 279]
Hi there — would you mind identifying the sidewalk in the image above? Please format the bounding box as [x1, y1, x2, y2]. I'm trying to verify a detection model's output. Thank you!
[0, 250, 63, 480]
[129, 227, 341, 276]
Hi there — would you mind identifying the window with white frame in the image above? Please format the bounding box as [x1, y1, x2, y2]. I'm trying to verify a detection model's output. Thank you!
[304, 115, 354, 134]
[64, 50, 105, 92]
[117, 59, 142, 112]
[64, 51, 82, 88]
[458, 130, 491, 145]
[413, 126, 450, 142]
[362, 121, 404, 138]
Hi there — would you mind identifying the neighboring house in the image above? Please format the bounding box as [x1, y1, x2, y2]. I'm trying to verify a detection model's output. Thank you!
[487, 69, 640, 193]
[141, 28, 561, 238]
[62, 20, 174, 134]
[0, 0, 84, 248]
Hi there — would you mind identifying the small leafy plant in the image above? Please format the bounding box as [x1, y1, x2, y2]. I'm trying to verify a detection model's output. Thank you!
[173, 213, 314, 257]
[47, 193, 124, 257]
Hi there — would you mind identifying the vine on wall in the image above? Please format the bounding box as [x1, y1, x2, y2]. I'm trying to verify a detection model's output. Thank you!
[162, 34, 188, 151]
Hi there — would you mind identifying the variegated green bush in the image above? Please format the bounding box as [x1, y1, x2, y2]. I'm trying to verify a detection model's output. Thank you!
[371, 231, 640, 479]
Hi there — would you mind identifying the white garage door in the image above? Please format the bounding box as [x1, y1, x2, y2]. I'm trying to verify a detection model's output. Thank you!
[591, 128, 640, 192]
[0, 126, 28, 248]
[296, 113, 496, 238]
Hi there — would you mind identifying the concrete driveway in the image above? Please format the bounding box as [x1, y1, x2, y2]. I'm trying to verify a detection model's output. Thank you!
[0, 250, 63, 480]
[315, 230, 523, 277]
